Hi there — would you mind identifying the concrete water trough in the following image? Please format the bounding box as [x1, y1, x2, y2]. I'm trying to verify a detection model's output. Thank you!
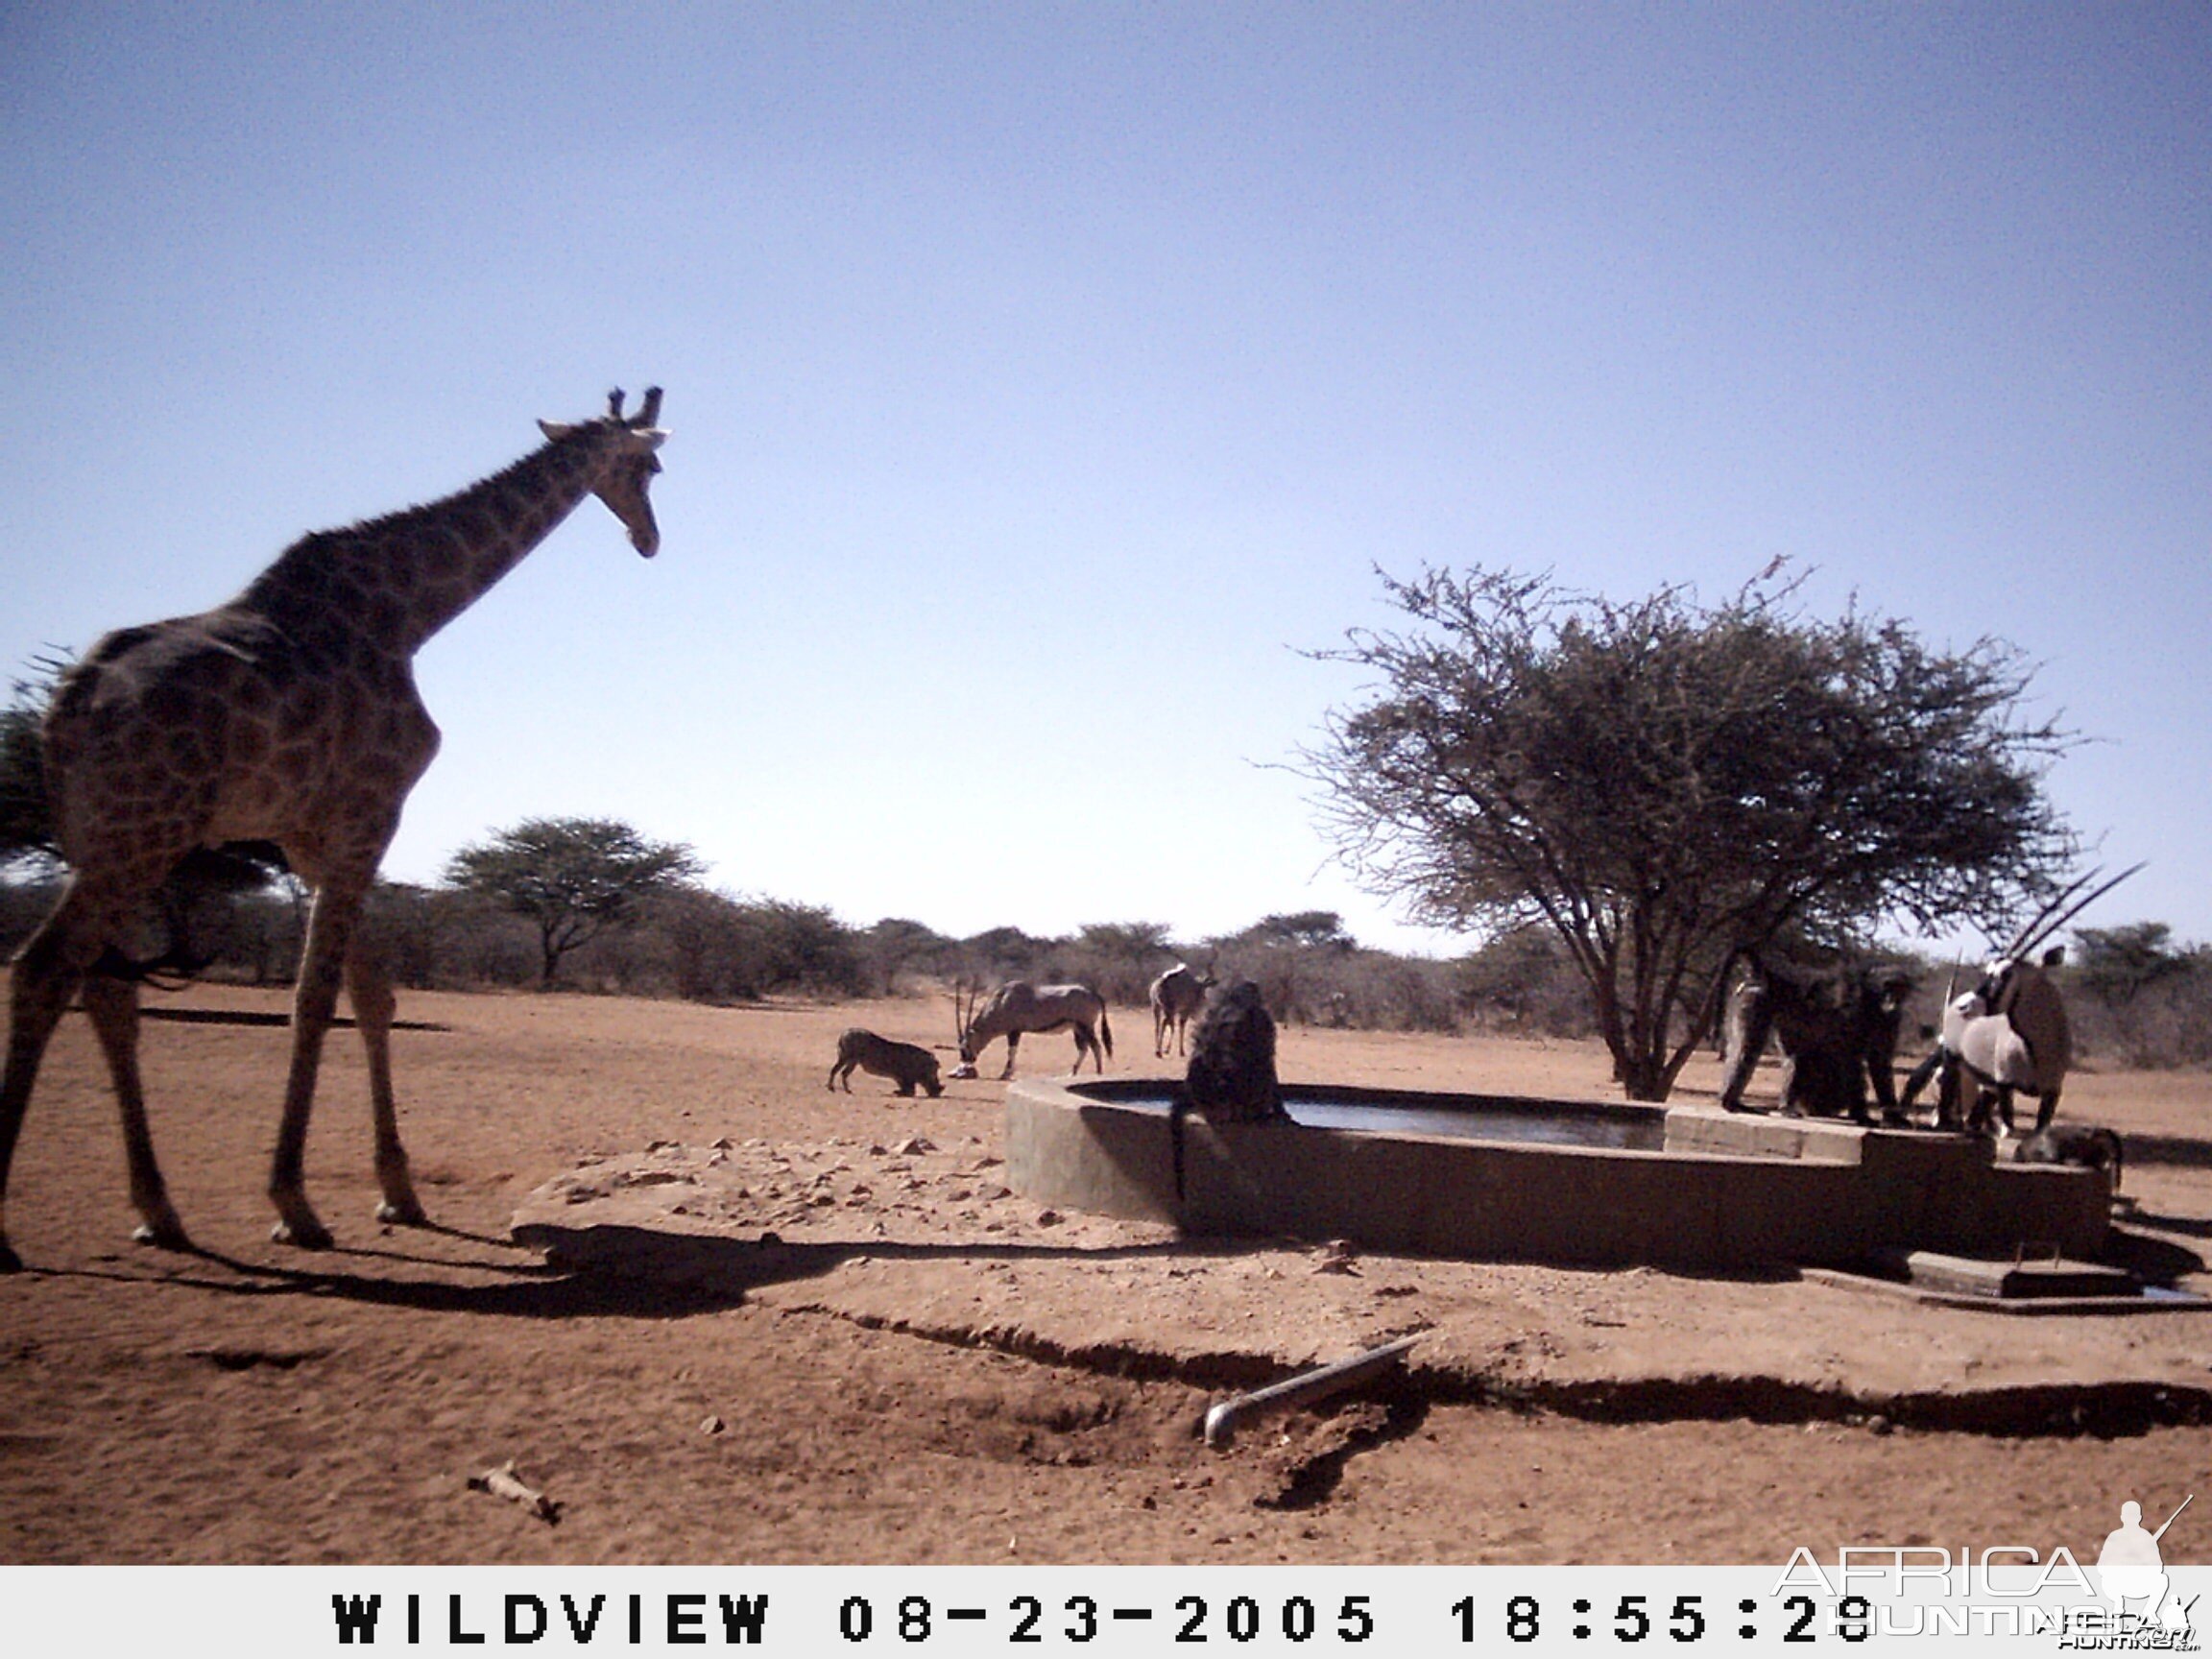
[1004, 1077, 2111, 1272]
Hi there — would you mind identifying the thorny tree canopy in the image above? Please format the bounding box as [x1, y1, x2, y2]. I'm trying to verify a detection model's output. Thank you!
[1301, 567, 2081, 1099]
[445, 815, 704, 988]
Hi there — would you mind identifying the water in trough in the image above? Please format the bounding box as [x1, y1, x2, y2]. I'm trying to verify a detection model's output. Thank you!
[1102, 1086, 1664, 1150]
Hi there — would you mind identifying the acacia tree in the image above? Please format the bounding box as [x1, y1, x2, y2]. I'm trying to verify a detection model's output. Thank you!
[445, 816, 704, 988]
[0, 658, 67, 874]
[1302, 567, 2080, 1099]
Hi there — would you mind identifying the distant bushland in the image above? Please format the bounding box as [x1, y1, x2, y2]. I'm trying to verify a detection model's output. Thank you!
[5, 855, 2209, 1064]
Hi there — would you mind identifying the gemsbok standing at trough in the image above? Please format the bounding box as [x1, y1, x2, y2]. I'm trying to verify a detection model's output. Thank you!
[954, 979, 1112, 1079]
[0, 388, 670, 1273]
[1148, 962, 1214, 1057]
[1901, 863, 2143, 1140]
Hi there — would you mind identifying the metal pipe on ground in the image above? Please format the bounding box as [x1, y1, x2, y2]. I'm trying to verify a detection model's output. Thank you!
[1201, 1334, 1425, 1450]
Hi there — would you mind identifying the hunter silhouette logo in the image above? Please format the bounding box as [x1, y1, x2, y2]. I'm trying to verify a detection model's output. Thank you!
[2097, 1495, 2195, 1634]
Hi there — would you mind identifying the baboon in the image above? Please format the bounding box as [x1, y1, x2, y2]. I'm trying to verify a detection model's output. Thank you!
[1184, 979, 1285, 1121]
[1170, 979, 1286, 1200]
[827, 1029, 944, 1097]
[1717, 953, 1915, 1125]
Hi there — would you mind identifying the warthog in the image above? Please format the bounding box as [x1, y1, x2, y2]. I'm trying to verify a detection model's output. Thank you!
[827, 1029, 944, 1097]
[1171, 980, 1286, 1199]
[1148, 963, 1215, 1057]
[2013, 1122, 2123, 1190]
[1717, 952, 1915, 1125]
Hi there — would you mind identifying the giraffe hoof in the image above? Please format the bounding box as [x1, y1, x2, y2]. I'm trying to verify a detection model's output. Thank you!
[271, 1218, 334, 1251]
[375, 1198, 429, 1227]
[131, 1220, 191, 1252]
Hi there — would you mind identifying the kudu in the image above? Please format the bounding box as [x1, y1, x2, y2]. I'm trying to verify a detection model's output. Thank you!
[1148, 962, 1216, 1058]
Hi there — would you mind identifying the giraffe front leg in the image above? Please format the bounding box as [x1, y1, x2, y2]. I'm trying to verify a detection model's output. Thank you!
[347, 945, 426, 1228]
[268, 883, 361, 1249]
[81, 975, 190, 1251]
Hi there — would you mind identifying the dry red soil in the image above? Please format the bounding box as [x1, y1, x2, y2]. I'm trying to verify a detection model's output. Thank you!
[3, 986, 2209, 1565]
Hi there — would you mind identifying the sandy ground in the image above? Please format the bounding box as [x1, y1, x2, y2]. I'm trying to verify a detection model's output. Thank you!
[3, 984, 2210, 1566]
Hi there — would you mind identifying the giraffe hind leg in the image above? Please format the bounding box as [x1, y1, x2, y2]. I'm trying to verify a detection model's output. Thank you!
[2, 882, 156, 1270]
[0, 935, 83, 1273]
[79, 974, 191, 1251]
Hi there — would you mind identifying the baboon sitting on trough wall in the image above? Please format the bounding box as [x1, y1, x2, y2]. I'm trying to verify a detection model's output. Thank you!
[827, 1029, 944, 1097]
[1170, 980, 1286, 1201]
[1184, 980, 1285, 1121]
[1717, 953, 1915, 1125]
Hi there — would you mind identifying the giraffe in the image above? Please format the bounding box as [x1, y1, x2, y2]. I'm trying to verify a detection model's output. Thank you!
[0, 388, 669, 1271]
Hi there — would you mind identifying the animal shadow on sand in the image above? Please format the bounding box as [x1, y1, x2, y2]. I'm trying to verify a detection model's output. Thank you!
[27, 1225, 1234, 1333]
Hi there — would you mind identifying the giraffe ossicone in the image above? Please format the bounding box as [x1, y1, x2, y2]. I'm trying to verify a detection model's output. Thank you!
[0, 388, 670, 1271]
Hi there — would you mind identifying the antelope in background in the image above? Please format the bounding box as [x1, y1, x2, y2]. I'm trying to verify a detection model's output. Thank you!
[954, 979, 1112, 1079]
[1148, 962, 1215, 1057]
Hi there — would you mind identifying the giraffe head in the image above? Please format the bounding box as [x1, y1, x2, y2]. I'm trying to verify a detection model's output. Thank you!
[540, 386, 669, 558]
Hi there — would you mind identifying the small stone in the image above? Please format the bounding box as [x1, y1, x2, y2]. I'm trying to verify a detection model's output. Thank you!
[701, 1415, 725, 1435]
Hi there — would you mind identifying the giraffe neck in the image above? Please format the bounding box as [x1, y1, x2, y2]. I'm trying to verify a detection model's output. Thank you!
[239, 431, 611, 659]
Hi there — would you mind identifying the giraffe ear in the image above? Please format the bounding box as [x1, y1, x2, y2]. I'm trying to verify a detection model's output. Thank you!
[538, 420, 576, 441]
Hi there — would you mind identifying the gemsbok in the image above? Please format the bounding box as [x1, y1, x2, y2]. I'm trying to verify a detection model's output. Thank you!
[1900, 864, 2142, 1139]
[955, 979, 1112, 1079]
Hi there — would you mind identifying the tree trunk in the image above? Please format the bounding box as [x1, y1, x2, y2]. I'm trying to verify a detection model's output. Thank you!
[1616, 1048, 1672, 1102]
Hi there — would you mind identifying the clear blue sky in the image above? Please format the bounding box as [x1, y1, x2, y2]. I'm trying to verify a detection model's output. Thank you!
[3, 4, 2205, 957]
